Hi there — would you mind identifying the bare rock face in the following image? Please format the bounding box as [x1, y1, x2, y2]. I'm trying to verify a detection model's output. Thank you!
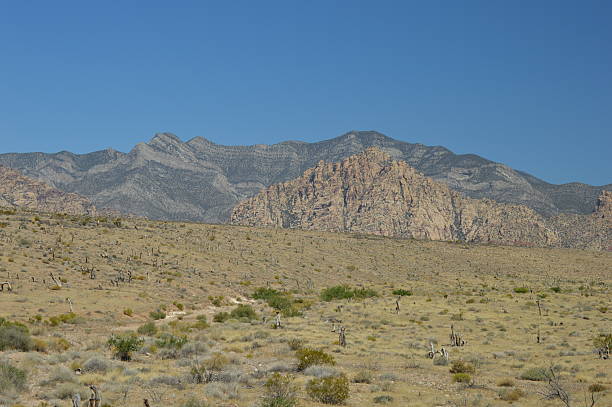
[231, 148, 559, 247]
[0, 165, 97, 216]
[594, 190, 612, 218]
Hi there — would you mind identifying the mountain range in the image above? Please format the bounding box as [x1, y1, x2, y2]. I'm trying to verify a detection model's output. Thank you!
[231, 148, 611, 250]
[0, 131, 609, 223]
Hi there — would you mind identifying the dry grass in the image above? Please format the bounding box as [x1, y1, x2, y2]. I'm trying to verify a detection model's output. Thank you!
[0, 208, 610, 406]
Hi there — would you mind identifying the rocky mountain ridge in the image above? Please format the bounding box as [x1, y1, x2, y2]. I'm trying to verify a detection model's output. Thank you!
[231, 148, 611, 250]
[0, 165, 98, 216]
[0, 131, 609, 222]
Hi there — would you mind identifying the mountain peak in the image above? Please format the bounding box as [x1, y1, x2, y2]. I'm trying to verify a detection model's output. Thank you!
[149, 133, 182, 145]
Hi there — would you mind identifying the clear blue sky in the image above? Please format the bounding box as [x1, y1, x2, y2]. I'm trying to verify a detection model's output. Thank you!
[0, 1, 610, 185]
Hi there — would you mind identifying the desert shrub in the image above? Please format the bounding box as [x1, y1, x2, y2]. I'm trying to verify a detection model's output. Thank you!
[296, 348, 335, 371]
[287, 338, 304, 351]
[193, 315, 209, 330]
[0, 361, 27, 394]
[53, 383, 85, 400]
[156, 333, 188, 349]
[123, 308, 133, 317]
[262, 373, 298, 407]
[513, 287, 529, 294]
[0, 318, 32, 351]
[550, 286, 561, 293]
[149, 309, 166, 320]
[150, 374, 184, 388]
[252, 287, 302, 317]
[181, 398, 209, 407]
[43, 366, 76, 385]
[137, 322, 158, 336]
[229, 304, 258, 321]
[304, 365, 339, 378]
[496, 378, 514, 387]
[593, 333, 612, 349]
[520, 367, 549, 381]
[213, 312, 230, 323]
[181, 341, 209, 358]
[392, 289, 412, 296]
[83, 356, 110, 373]
[47, 312, 82, 326]
[320, 285, 378, 301]
[452, 373, 472, 383]
[498, 388, 524, 401]
[353, 370, 373, 383]
[373, 395, 393, 404]
[588, 383, 607, 393]
[306, 374, 349, 404]
[449, 360, 476, 374]
[107, 332, 144, 361]
[205, 382, 240, 400]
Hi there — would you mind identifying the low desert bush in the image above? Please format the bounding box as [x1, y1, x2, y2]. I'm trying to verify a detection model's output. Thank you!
[262, 373, 298, 407]
[137, 322, 158, 336]
[520, 367, 549, 381]
[107, 332, 144, 361]
[0, 361, 27, 395]
[296, 348, 335, 371]
[320, 285, 377, 301]
[449, 360, 476, 374]
[0, 318, 32, 351]
[452, 373, 472, 383]
[306, 374, 349, 404]
[499, 388, 524, 401]
[229, 304, 258, 321]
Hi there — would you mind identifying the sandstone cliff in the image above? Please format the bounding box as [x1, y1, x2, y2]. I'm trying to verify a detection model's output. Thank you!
[231, 148, 560, 247]
[0, 165, 98, 216]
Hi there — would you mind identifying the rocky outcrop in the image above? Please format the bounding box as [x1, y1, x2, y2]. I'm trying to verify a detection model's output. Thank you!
[231, 148, 559, 247]
[546, 191, 612, 250]
[0, 131, 609, 222]
[0, 166, 98, 216]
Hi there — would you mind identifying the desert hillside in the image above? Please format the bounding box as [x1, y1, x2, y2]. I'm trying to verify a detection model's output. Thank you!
[0, 207, 610, 406]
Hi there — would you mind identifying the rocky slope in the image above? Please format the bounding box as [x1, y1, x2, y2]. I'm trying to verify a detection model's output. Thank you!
[0, 166, 97, 216]
[231, 148, 610, 250]
[0, 131, 609, 222]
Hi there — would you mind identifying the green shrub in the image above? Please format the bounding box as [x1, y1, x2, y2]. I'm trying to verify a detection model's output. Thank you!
[0, 318, 32, 351]
[252, 287, 302, 317]
[156, 333, 188, 349]
[513, 287, 529, 294]
[149, 309, 166, 320]
[137, 322, 158, 336]
[392, 289, 412, 296]
[550, 286, 561, 293]
[213, 312, 230, 323]
[229, 304, 258, 321]
[262, 373, 298, 407]
[449, 360, 475, 374]
[107, 332, 144, 361]
[47, 312, 82, 326]
[452, 373, 472, 383]
[520, 367, 549, 381]
[320, 285, 378, 302]
[296, 348, 335, 371]
[0, 360, 27, 395]
[306, 374, 349, 404]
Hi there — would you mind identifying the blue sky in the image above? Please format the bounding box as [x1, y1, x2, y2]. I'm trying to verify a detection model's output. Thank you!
[0, 1, 610, 185]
